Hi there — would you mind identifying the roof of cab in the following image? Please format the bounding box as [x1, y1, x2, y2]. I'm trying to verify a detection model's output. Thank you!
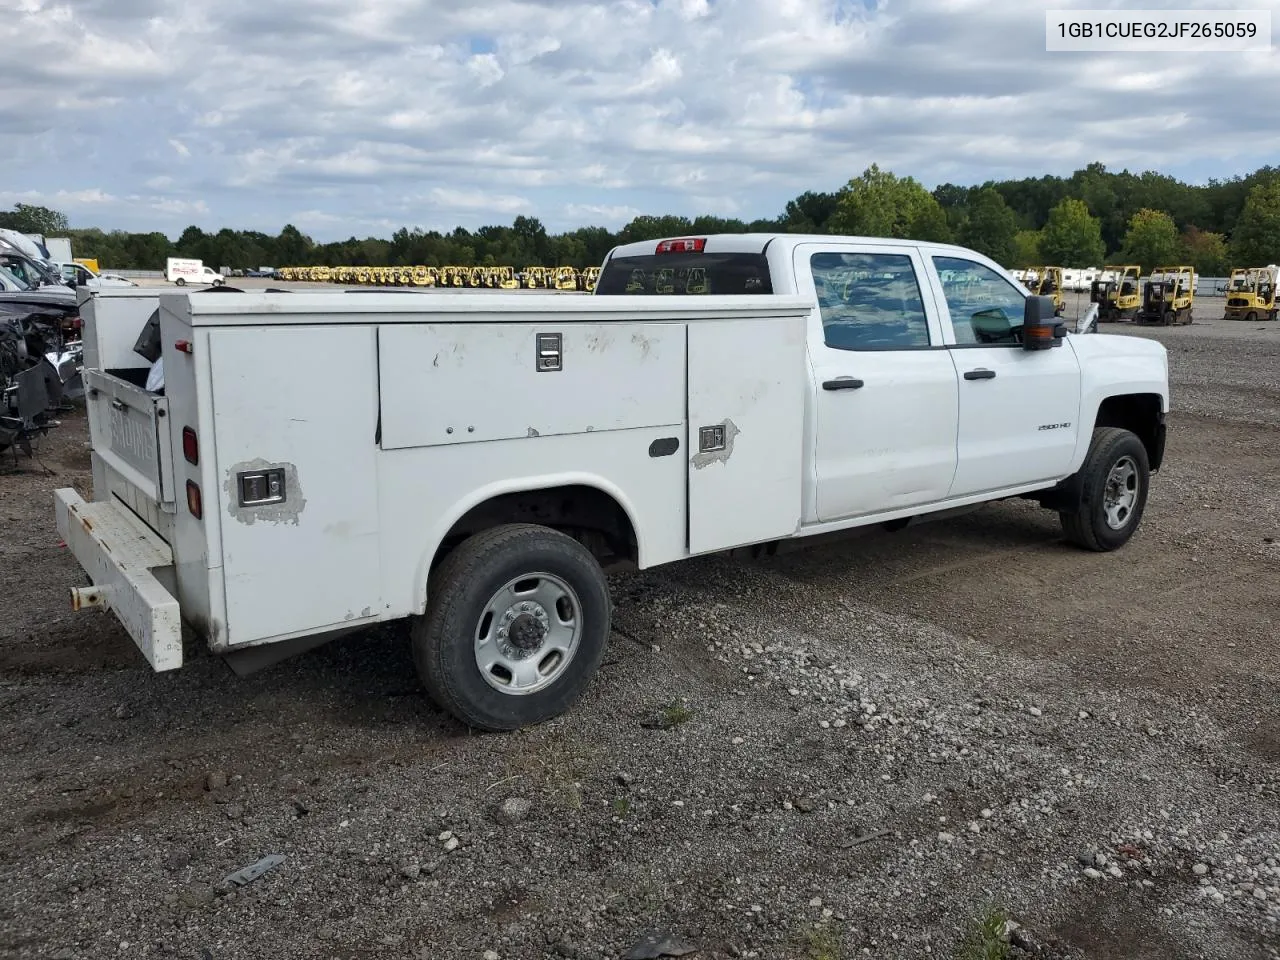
[604, 233, 984, 261]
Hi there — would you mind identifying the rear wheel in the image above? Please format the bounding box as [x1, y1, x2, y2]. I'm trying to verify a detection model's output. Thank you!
[412, 523, 612, 732]
[1060, 427, 1151, 552]
[174, 277, 186, 286]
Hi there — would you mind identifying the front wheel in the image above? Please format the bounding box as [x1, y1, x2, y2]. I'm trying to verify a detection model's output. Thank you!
[412, 524, 612, 731]
[1059, 427, 1151, 551]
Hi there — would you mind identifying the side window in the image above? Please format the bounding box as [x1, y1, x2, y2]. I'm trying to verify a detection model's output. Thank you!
[809, 252, 931, 351]
[932, 256, 1028, 346]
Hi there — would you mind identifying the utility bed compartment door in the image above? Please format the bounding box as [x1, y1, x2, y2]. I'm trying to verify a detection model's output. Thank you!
[687, 316, 806, 554]
[83, 368, 174, 506]
[208, 326, 382, 645]
[377, 322, 684, 449]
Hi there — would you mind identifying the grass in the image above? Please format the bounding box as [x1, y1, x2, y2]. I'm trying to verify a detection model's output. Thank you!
[612, 796, 632, 818]
[955, 905, 1012, 960]
[801, 924, 844, 960]
[660, 700, 694, 728]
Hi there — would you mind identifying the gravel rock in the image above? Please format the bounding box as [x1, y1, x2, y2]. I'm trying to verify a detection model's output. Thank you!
[495, 797, 532, 825]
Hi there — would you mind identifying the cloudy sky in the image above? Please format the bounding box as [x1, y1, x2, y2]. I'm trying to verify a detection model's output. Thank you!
[2, 0, 1277, 240]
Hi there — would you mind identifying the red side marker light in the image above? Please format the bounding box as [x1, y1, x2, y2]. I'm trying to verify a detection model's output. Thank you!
[175, 340, 193, 354]
[182, 427, 199, 466]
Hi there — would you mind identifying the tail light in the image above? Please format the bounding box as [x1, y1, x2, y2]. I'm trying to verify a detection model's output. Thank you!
[186, 481, 203, 519]
[655, 238, 705, 254]
[182, 427, 198, 465]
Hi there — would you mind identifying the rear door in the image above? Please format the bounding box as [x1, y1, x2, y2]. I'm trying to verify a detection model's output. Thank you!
[794, 242, 960, 522]
[83, 368, 175, 508]
[923, 253, 1082, 496]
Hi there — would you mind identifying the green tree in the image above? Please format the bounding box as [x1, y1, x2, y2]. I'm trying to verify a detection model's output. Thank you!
[1120, 208, 1181, 273]
[617, 215, 694, 244]
[829, 164, 952, 242]
[1014, 230, 1042, 267]
[1230, 181, 1280, 266]
[1180, 226, 1229, 276]
[0, 203, 70, 234]
[780, 190, 839, 233]
[1039, 198, 1105, 267]
[958, 188, 1018, 265]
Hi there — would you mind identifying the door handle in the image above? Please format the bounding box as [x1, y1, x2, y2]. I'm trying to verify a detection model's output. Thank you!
[110, 398, 128, 411]
[963, 369, 996, 381]
[822, 378, 865, 391]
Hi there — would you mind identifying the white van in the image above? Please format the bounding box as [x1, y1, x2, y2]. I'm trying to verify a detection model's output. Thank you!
[165, 257, 224, 287]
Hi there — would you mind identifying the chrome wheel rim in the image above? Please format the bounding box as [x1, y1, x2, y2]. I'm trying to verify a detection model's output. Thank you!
[474, 572, 582, 696]
[1103, 455, 1139, 530]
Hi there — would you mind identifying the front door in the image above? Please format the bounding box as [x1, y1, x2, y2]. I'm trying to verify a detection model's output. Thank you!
[795, 243, 960, 523]
[924, 254, 1082, 497]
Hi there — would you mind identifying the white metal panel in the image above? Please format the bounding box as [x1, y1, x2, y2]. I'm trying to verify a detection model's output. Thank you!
[178, 291, 816, 325]
[686, 317, 807, 554]
[208, 325, 382, 645]
[83, 368, 170, 505]
[945, 345, 1082, 496]
[376, 425, 688, 619]
[157, 304, 220, 646]
[378, 322, 685, 449]
[54, 489, 183, 671]
[80, 289, 161, 372]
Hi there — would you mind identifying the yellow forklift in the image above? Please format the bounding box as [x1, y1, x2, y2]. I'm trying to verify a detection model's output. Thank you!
[1029, 266, 1066, 316]
[1089, 265, 1141, 322]
[1135, 265, 1195, 325]
[1222, 266, 1278, 321]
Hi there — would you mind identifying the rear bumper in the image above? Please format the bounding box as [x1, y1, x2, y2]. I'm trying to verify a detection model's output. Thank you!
[54, 488, 183, 671]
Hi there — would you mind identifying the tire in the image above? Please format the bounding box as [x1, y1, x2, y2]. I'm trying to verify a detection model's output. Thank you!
[1059, 427, 1151, 552]
[411, 523, 612, 732]
[174, 277, 186, 286]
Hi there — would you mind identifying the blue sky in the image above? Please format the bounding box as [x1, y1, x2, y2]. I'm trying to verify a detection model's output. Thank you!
[2, 0, 1277, 241]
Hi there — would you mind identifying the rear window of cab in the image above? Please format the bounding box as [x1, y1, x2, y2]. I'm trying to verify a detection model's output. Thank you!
[595, 251, 773, 295]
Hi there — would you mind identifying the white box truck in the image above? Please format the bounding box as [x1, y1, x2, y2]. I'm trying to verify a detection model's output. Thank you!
[56, 234, 1170, 731]
[165, 257, 224, 287]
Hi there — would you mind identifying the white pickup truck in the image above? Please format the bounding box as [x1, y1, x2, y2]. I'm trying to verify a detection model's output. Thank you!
[54, 234, 1169, 731]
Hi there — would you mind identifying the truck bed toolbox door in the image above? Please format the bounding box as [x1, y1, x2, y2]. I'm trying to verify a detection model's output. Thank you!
[686, 314, 807, 554]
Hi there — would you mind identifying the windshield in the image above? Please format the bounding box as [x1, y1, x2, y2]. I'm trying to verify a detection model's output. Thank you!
[595, 252, 774, 295]
[0, 262, 33, 290]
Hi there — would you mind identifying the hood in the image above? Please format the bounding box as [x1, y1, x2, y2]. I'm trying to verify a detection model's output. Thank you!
[0, 229, 47, 262]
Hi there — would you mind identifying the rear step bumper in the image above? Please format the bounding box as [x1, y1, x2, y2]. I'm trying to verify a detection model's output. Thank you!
[53, 488, 183, 671]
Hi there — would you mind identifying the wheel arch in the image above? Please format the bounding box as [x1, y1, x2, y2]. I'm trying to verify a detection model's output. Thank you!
[412, 474, 644, 615]
[1093, 392, 1165, 472]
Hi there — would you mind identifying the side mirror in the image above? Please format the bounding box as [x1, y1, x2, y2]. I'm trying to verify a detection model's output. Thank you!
[1023, 295, 1066, 350]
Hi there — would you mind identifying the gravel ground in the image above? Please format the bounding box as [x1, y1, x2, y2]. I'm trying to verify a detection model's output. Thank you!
[1, 310, 1277, 960]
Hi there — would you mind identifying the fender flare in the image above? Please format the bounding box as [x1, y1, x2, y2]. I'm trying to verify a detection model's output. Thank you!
[410, 472, 647, 614]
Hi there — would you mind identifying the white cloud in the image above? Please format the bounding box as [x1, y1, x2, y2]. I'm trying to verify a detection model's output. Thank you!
[428, 187, 529, 214]
[0, 0, 1276, 239]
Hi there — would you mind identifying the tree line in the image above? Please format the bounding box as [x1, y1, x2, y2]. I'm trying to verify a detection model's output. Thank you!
[3, 161, 1277, 276]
